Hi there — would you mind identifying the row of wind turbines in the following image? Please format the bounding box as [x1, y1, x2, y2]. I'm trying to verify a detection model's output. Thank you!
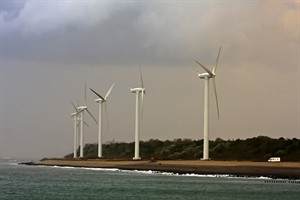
[70, 46, 222, 160]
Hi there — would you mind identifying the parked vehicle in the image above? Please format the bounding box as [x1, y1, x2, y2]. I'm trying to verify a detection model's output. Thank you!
[268, 157, 281, 162]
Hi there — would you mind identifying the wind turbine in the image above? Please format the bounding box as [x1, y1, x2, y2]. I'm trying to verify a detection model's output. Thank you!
[195, 46, 221, 160]
[70, 101, 79, 158]
[77, 83, 98, 158]
[90, 83, 115, 158]
[70, 101, 89, 158]
[130, 67, 146, 160]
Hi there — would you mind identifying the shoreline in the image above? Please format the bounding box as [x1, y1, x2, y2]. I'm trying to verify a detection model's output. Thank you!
[22, 159, 300, 180]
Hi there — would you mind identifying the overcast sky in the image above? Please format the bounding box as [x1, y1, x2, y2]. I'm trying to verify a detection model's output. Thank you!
[1, 0, 299, 159]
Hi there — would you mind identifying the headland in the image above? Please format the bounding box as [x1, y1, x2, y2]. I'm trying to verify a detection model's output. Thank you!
[22, 159, 300, 179]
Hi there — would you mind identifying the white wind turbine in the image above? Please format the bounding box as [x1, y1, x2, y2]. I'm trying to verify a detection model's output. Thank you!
[90, 83, 115, 158]
[70, 101, 89, 158]
[77, 83, 98, 158]
[70, 101, 79, 158]
[195, 46, 221, 160]
[130, 67, 146, 160]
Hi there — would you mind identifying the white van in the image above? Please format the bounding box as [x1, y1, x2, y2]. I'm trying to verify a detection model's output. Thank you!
[268, 157, 281, 162]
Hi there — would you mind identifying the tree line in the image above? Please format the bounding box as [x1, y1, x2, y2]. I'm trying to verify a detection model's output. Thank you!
[65, 136, 300, 161]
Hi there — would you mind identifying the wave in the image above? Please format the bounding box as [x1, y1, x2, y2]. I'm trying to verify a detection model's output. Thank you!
[132, 170, 273, 180]
[49, 165, 122, 172]
[44, 165, 278, 180]
[0, 159, 21, 166]
[21, 164, 299, 181]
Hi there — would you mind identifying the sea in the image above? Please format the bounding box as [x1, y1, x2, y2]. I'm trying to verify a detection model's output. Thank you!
[0, 159, 299, 200]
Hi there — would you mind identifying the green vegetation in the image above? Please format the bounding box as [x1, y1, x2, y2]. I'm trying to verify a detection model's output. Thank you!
[65, 136, 300, 161]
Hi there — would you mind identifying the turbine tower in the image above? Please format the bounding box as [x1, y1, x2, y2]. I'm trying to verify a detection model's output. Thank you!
[90, 83, 115, 158]
[77, 83, 98, 158]
[130, 67, 146, 160]
[195, 46, 221, 160]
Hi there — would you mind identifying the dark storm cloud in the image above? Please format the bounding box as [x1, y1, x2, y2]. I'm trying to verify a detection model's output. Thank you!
[0, 0, 26, 21]
[3, 9, 142, 66]
[2, 2, 157, 66]
[2, 1, 297, 70]
[1, 2, 224, 67]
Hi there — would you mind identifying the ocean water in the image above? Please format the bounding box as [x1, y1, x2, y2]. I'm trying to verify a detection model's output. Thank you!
[0, 159, 299, 200]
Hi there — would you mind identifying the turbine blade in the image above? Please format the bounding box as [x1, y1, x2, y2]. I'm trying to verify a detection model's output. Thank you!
[105, 83, 115, 100]
[84, 121, 89, 127]
[139, 65, 144, 89]
[213, 46, 222, 74]
[194, 60, 213, 76]
[70, 101, 78, 112]
[86, 108, 98, 125]
[90, 88, 105, 101]
[212, 77, 220, 119]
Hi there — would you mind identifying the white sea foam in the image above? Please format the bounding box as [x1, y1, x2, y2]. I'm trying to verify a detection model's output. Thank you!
[114, 169, 281, 180]
[48, 166, 120, 172]
[86, 167, 120, 172]
[53, 165, 77, 169]
[32, 164, 299, 181]
[8, 162, 19, 166]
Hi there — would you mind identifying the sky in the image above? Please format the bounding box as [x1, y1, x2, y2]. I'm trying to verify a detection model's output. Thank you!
[0, 0, 299, 159]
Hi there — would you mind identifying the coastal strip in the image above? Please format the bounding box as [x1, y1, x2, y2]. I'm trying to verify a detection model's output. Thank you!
[22, 159, 300, 179]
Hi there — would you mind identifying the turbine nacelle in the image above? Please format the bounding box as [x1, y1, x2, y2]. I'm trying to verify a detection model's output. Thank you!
[77, 105, 87, 110]
[95, 98, 105, 103]
[198, 72, 216, 79]
[130, 88, 145, 93]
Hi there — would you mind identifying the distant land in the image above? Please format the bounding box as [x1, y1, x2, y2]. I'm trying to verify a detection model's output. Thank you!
[64, 136, 300, 162]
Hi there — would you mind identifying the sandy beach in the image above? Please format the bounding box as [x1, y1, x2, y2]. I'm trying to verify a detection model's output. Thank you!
[23, 159, 300, 179]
